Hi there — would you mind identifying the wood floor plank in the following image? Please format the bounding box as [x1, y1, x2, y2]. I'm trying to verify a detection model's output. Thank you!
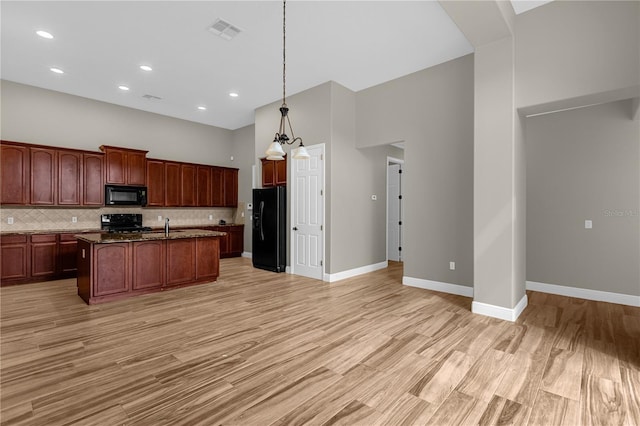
[1, 258, 638, 425]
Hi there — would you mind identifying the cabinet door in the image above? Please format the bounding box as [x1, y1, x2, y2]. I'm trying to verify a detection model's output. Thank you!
[213, 226, 229, 256]
[58, 150, 82, 205]
[0, 144, 30, 205]
[261, 159, 275, 187]
[31, 234, 57, 278]
[165, 162, 181, 207]
[223, 168, 238, 207]
[196, 237, 219, 280]
[275, 157, 287, 186]
[0, 235, 29, 281]
[104, 149, 126, 185]
[229, 226, 244, 256]
[197, 166, 212, 207]
[132, 240, 164, 290]
[181, 164, 197, 207]
[146, 160, 165, 207]
[127, 151, 147, 185]
[58, 234, 78, 275]
[30, 148, 57, 205]
[211, 167, 224, 207]
[166, 239, 196, 286]
[93, 243, 130, 296]
[83, 153, 104, 206]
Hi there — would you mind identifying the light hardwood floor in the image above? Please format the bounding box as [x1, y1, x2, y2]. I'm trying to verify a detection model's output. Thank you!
[1, 258, 639, 425]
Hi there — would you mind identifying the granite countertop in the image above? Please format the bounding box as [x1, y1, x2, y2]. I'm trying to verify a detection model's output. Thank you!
[76, 229, 226, 244]
[0, 224, 243, 236]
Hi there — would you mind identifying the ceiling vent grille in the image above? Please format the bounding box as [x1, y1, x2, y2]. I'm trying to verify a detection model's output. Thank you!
[142, 94, 162, 101]
[208, 18, 242, 41]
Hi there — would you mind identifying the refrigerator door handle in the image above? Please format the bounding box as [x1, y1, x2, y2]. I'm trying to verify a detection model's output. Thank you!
[259, 200, 265, 241]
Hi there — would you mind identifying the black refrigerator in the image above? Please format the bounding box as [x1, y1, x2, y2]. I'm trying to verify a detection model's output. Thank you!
[252, 187, 286, 272]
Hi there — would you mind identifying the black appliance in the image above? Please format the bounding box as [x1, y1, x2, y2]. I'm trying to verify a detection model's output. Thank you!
[105, 185, 147, 206]
[101, 213, 152, 233]
[252, 187, 286, 272]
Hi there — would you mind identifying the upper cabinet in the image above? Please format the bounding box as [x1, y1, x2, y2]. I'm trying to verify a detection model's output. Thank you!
[30, 147, 57, 205]
[146, 159, 166, 207]
[223, 168, 238, 207]
[261, 155, 287, 187]
[197, 166, 212, 207]
[100, 145, 148, 186]
[82, 153, 104, 206]
[58, 150, 82, 205]
[0, 143, 30, 205]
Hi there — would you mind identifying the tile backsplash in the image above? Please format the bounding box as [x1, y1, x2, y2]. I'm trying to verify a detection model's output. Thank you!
[0, 207, 235, 232]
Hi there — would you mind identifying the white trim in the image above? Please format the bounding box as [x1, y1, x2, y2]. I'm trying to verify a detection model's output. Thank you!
[325, 261, 388, 283]
[402, 276, 474, 298]
[471, 294, 528, 322]
[241, 251, 252, 258]
[527, 280, 640, 307]
[386, 156, 404, 263]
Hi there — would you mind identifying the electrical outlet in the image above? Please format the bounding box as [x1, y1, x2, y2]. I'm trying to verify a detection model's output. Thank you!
[72, 216, 77, 223]
[585, 220, 592, 229]
[7, 217, 14, 225]
[209, 215, 213, 220]
[449, 261, 456, 270]
[157, 215, 163, 222]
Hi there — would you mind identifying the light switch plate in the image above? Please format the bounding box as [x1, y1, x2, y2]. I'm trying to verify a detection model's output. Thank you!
[585, 220, 592, 229]
[7, 217, 14, 224]
[157, 215, 163, 222]
[72, 217, 77, 223]
[449, 261, 456, 270]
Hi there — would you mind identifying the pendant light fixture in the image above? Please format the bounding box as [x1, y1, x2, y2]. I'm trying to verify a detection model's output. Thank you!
[265, 0, 310, 161]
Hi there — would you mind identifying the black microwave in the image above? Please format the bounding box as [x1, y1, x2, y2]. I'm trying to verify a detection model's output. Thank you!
[105, 185, 147, 206]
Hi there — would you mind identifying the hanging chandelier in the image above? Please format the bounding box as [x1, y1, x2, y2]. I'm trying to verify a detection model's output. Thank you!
[265, 0, 310, 161]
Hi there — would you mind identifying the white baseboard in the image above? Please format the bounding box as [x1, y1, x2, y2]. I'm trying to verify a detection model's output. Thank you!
[241, 252, 252, 258]
[472, 294, 528, 322]
[324, 261, 388, 283]
[527, 280, 640, 307]
[402, 276, 474, 298]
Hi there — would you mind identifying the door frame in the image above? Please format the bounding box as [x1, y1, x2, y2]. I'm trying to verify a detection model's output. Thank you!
[290, 143, 326, 279]
[386, 156, 404, 262]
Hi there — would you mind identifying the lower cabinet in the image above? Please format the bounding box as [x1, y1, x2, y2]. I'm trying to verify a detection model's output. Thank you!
[166, 239, 196, 286]
[58, 234, 79, 277]
[1, 235, 29, 282]
[31, 234, 57, 280]
[77, 236, 220, 304]
[132, 240, 165, 290]
[210, 225, 244, 258]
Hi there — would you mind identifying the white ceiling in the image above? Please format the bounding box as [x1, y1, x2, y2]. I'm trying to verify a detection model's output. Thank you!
[1, 1, 551, 130]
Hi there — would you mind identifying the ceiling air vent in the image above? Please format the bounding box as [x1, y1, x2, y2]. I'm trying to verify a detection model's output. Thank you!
[142, 94, 162, 101]
[208, 18, 242, 41]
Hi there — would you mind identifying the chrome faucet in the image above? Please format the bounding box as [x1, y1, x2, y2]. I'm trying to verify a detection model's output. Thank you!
[164, 218, 170, 235]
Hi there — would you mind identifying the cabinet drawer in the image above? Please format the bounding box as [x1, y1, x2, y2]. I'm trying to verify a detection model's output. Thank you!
[31, 234, 57, 243]
[59, 233, 78, 242]
[1, 234, 28, 244]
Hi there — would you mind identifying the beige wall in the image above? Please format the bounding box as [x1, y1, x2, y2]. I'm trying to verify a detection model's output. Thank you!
[526, 100, 639, 296]
[231, 124, 255, 252]
[356, 55, 475, 287]
[516, 1, 639, 110]
[1, 80, 235, 166]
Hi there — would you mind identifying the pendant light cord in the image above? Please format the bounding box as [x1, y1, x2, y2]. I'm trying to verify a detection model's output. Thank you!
[282, 0, 287, 107]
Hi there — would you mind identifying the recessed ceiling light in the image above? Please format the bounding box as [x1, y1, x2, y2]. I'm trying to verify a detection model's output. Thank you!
[118, 85, 130, 91]
[197, 106, 207, 111]
[139, 65, 152, 72]
[50, 67, 64, 74]
[229, 92, 239, 98]
[36, 30, 54, 39]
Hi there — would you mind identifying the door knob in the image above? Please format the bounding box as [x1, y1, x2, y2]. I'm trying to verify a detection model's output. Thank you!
[293, 227, 298, 231]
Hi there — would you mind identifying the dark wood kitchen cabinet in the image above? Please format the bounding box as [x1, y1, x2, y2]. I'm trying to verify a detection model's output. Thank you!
[166, 239, 196, 286]
[58, 233, 79, 277]
[146, 159, 166, 207]
[164, 161, 181, 207]
[0, 143, 30, 205]
[30, 234, 57, 279]
[100, 145, 148, 186]
[30, 147, 57, 205]
[0, 235, 29, 282]
[197, 166, 212, 207]
[58, 150, 82, 205]
[211, 167, 224, 207]
[223, 168, 238, 207]
[181, 164, 197, 207]
[132, 240, 165, 290]
[209, 224, 244, 258]
[261, 155, 287, 187]
[92, 243, 130, 297]
[83, 153, 104, 206]
[195, 237, 220, 280]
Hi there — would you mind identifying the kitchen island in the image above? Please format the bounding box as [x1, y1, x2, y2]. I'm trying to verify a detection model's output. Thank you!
[76, 229, 225, 304]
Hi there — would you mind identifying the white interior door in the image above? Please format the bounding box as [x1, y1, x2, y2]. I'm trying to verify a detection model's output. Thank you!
[387, 162, 403, 261]
[291, 144, 324, 280]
